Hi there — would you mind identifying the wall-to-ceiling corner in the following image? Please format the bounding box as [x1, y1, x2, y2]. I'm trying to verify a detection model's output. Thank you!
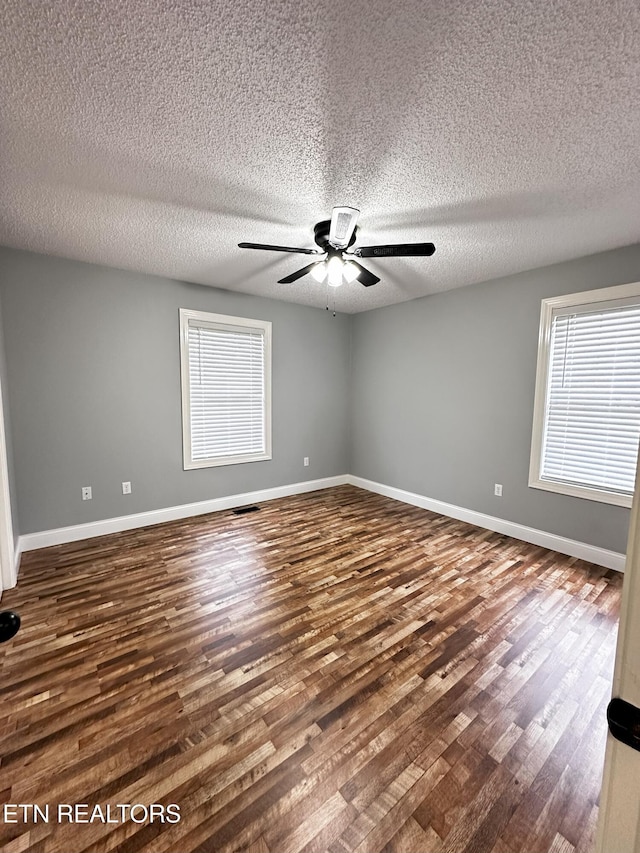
[0, 247, 351, 541]
[350, 244, 640, 558]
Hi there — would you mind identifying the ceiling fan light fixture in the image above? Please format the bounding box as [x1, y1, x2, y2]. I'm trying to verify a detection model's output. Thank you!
[327, 255, 344, 287]
[311, 261, 327, 282]
[239, 207, 435, 290]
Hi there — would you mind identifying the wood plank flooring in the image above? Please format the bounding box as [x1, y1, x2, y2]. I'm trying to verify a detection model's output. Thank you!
[0, 485, 622, 853]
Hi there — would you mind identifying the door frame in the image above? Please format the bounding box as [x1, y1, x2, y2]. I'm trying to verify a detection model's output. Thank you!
[595, 456, 640, 851]
[0, 375, 16, 597]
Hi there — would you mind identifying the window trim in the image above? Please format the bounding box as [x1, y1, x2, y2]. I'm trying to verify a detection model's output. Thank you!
[180, 308, 272, 470]
[529, 281, 640, 508]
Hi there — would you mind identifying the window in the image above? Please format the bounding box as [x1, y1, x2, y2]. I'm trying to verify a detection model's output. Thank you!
[529, 282, 640, 507]
[180, 309, 271, 469]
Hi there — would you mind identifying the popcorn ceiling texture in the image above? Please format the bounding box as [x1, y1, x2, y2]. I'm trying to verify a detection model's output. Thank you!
[0, 0, 639, 313]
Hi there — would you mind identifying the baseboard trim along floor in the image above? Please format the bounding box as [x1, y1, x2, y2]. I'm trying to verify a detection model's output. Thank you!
[17, 474, 625, 573]
[18, 475, 350, 553]
[348, 475, 625, 573]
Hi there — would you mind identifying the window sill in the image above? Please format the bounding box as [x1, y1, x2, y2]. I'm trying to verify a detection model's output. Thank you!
[184, 452, 272, 471]
[528, 477, 632, 508]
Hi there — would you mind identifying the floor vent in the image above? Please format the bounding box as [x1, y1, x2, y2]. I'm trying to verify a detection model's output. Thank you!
[232, 505, 260, 515]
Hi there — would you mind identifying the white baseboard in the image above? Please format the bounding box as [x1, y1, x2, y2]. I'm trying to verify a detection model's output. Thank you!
[18, 475, 350, 553]
[347, 475, 626, 572]
[17, 473, 626, 574]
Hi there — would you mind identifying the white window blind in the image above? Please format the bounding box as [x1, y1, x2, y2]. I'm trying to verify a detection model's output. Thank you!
[180, 310, 271, 469]
[540, 302, 640, 497]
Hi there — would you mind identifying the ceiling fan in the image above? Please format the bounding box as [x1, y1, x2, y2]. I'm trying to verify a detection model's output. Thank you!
[238, 207, 435, 288]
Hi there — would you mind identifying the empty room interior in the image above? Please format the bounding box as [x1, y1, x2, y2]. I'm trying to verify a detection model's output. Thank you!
[1, 1, 640, 852]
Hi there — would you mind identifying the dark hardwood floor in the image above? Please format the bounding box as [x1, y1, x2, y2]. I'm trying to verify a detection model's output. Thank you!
[0, 485, 622, 853]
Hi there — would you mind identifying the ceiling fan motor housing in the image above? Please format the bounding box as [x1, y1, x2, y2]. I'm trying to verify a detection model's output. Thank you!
[314, 220, 357, 251]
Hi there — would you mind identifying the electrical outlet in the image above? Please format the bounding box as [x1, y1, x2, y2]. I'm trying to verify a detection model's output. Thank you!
[494, 483, 503, 497]
[303, 457, 309, 467]
[122, 481, 132, 495]
[82, 486, 92, 501]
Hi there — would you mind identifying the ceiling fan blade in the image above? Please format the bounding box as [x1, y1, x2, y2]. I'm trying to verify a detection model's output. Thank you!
[238, 242, 319, 255]
[356, 242, 436, 258]
[350, 261, 380, 287]
[278, 262, 321, 284]
[329, 206, 360, 249]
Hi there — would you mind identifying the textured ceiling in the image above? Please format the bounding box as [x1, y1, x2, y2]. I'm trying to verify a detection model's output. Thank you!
[1, 0, 639, 313]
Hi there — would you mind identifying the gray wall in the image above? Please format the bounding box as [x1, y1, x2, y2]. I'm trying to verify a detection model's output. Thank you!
[350, 245, 640, 554]
[0, 247, 350, 534]
[1, 242, 639, 554]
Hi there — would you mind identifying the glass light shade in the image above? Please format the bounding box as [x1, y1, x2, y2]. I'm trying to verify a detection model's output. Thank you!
[311, 261, 327, 282]
[343, 261, 360, 283]
[327, 256, 343, 287]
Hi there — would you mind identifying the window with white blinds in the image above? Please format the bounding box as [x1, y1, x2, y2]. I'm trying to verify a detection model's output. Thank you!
[180, 309, 271, 469]
[530, 283, 640, 507]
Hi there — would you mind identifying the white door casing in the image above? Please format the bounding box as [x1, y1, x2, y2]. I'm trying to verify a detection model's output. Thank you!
[595, 451, 640, 853]
[0, 373, 16, 597]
